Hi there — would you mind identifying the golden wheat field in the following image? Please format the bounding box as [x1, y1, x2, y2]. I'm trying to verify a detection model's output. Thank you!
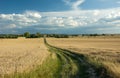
[47, 37, 120, 78]
[0, 38, 50, 74]
[0, 37, 120, 78]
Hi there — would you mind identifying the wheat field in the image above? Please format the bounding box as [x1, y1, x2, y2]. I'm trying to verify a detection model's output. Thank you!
[0, 38, 50, 75]
[0, 37, 120, 78]
[47, 37, 120, 78]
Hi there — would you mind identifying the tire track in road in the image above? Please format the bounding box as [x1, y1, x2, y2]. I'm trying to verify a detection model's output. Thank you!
[45, 40, 97, 78]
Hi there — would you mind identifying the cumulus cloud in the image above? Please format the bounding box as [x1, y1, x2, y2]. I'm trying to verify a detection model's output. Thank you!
[0, 7, 120, 33]
[40, 7, 120, 27]
[0, 11, 41, 30]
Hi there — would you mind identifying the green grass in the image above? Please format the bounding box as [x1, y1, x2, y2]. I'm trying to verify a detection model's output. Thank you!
[4, 52, 62, 78]
[48, 46, 79, 78]
[47, 44, 92, 78]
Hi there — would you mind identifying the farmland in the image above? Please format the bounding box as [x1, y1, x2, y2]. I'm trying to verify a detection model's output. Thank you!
[0, 37, 120, 78]
[0, 38, 50, 77]
[47, 37, 120, 78]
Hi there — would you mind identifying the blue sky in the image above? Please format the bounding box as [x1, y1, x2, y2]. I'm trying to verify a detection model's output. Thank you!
[0, 0, 120, 34]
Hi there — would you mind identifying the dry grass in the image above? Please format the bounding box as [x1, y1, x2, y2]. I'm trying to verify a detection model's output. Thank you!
[0, 38, 50, 75]
[47, 37, 120, 78]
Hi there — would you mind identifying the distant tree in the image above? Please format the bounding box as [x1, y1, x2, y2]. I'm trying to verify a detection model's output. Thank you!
[36, 32, 41, 38]
[24, 32, 30, 38]
[89, 34, 98, 37]
[102, 34, 105, 36]
[0, 34, 18, 39]
[51, 34, 69, 38]
[30, 34, 36, 38]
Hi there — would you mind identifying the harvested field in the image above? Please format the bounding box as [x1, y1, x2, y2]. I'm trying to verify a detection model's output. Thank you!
[0, 38, 50, 75]
[47, 38, 120, 78]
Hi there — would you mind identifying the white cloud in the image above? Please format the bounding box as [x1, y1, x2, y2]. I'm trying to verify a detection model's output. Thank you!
[0, 11, 42, 30]
[63, 0, 85, 10]
[24, 11, 41, 18]
[72, 0, 85, 10]
[0, 7, 120, 32]
[93, 10, 100, 16]
[63, 0, 71, 5]
[41, 7, 120, 27]
[0, 14, 14, 20]
[117, 1, 120, 4]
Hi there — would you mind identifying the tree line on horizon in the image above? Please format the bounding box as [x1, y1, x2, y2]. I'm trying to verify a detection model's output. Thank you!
[0, 32, 119, 39]
[0, 32, 69, 38]
[0, 32, 42, 39]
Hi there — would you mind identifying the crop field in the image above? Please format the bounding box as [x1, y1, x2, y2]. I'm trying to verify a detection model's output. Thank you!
[47, 37, 120, 78]
[0, 38, 50, 77]
[0, 37, 120, 78]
